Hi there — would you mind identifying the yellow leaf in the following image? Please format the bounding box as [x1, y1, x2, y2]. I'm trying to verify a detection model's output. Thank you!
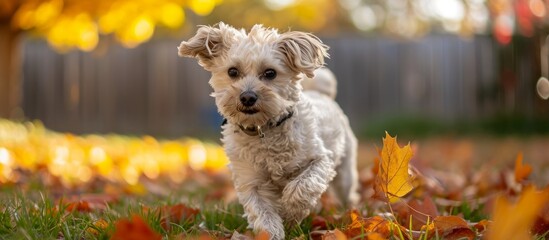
[86, 218, 109, 236]
[375, 132, 414, 203]
[486, 186, 549, 240]
[514, 152, 532, 182]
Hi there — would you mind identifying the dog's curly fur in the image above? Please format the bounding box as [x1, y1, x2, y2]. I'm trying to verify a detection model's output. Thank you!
[178, 22, 359, 239]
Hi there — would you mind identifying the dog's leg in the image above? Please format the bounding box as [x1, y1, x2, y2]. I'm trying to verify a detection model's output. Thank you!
[231, 162, 285, 240]
[280, 153, 336, 223]
[332, 131, 360, 207]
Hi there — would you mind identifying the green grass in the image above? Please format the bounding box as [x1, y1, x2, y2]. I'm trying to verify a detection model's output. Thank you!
[0, 190, 321, 239]
[0, 191, 239, 239]
[0, 189, 547, 239]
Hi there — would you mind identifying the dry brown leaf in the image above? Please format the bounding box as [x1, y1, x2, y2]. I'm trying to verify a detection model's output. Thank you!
[111, 215, 162, 240]
[473, 219, 491, 233]
[433, 215, 468, 229]
[394, 195, 439, 231]
[343, 210, 391, 239]
[311, 215, 329, 230]
[486, 186, 549, 240]
[65, 201, 92, 212]
[442, 227, 476, 240]
[62, 193, 117, 212]
[375, 132, 414, 203]
[514, 152, 532, 183]
[423, 216, 475, 240]
[158, 203, 199, 231]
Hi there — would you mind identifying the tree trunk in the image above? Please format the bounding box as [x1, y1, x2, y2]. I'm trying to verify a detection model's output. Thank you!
[0, 21, 21, 119]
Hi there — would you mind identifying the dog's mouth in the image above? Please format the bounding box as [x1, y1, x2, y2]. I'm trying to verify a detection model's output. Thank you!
[239, 108, 259, 115]
[241, 109, 259, 115]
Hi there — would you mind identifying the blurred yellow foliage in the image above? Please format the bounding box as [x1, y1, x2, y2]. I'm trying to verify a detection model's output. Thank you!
[0, 119, 229, 186]
[4, 0, 222, 51]
[214, 0, 335, 32]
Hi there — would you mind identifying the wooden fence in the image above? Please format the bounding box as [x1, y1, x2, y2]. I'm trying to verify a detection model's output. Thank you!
[20, 34, 540, 137]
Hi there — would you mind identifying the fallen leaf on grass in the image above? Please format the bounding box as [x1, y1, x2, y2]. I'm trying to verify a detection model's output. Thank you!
[343, 210, 392, 239]
[65, 200, 92, 212]
[473, 219, 490, 233]
[111, 215, 162, 240]
[159, 203, 200, 231]
[514, 152, 532, 183]
[61, 193, 118, 212]
[311, 215, 329, 230]
[375, 132, 414, 203]
[424, 216, 476, 240]
[393, 195, 439, 231]
[86, 218, 109, 236]
[486, 186, 549, 240]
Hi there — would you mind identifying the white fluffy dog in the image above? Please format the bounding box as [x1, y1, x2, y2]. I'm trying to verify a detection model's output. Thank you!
[178, 23, 359, 239]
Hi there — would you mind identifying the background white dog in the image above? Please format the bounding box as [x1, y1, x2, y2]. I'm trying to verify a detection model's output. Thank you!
[178, 22, 359, 240]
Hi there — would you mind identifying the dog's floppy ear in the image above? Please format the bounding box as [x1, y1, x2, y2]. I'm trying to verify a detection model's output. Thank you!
[276, 31, 329, 78]
[178, 23, 239, 68]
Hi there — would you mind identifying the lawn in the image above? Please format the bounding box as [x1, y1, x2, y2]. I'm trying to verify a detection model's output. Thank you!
[0, 119, 548, 239]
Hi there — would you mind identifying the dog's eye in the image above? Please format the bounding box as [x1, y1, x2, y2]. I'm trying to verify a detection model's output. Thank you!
[228, 67, 239, 78]
[263, 69, 277, 80]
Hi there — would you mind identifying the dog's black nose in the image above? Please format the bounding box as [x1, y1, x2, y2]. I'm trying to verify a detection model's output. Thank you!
[240, 91, 258, 107]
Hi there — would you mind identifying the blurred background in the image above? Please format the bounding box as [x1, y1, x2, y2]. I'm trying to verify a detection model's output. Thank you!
[0, 0, 548, 189]
[1, 3, 549, 239]
[1, 0, 548, 138]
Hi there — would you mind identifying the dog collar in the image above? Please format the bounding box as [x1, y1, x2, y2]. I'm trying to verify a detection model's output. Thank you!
[223, 111, 294, 138]
[238, 125, 265, 138]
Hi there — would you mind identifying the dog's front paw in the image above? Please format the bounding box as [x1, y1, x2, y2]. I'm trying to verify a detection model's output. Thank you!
[280, 181, 317, 223]
[281, 204, 310, 224]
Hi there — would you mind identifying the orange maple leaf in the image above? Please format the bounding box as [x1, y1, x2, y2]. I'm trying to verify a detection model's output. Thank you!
[111, 215, 162, 240]
[486, 186, 549, 240]
[375, 132, 414, 203]
[514, 152, 532, 183]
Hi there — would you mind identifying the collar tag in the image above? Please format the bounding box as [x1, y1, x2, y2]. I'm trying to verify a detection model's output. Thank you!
[257, 126, 265, 138]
